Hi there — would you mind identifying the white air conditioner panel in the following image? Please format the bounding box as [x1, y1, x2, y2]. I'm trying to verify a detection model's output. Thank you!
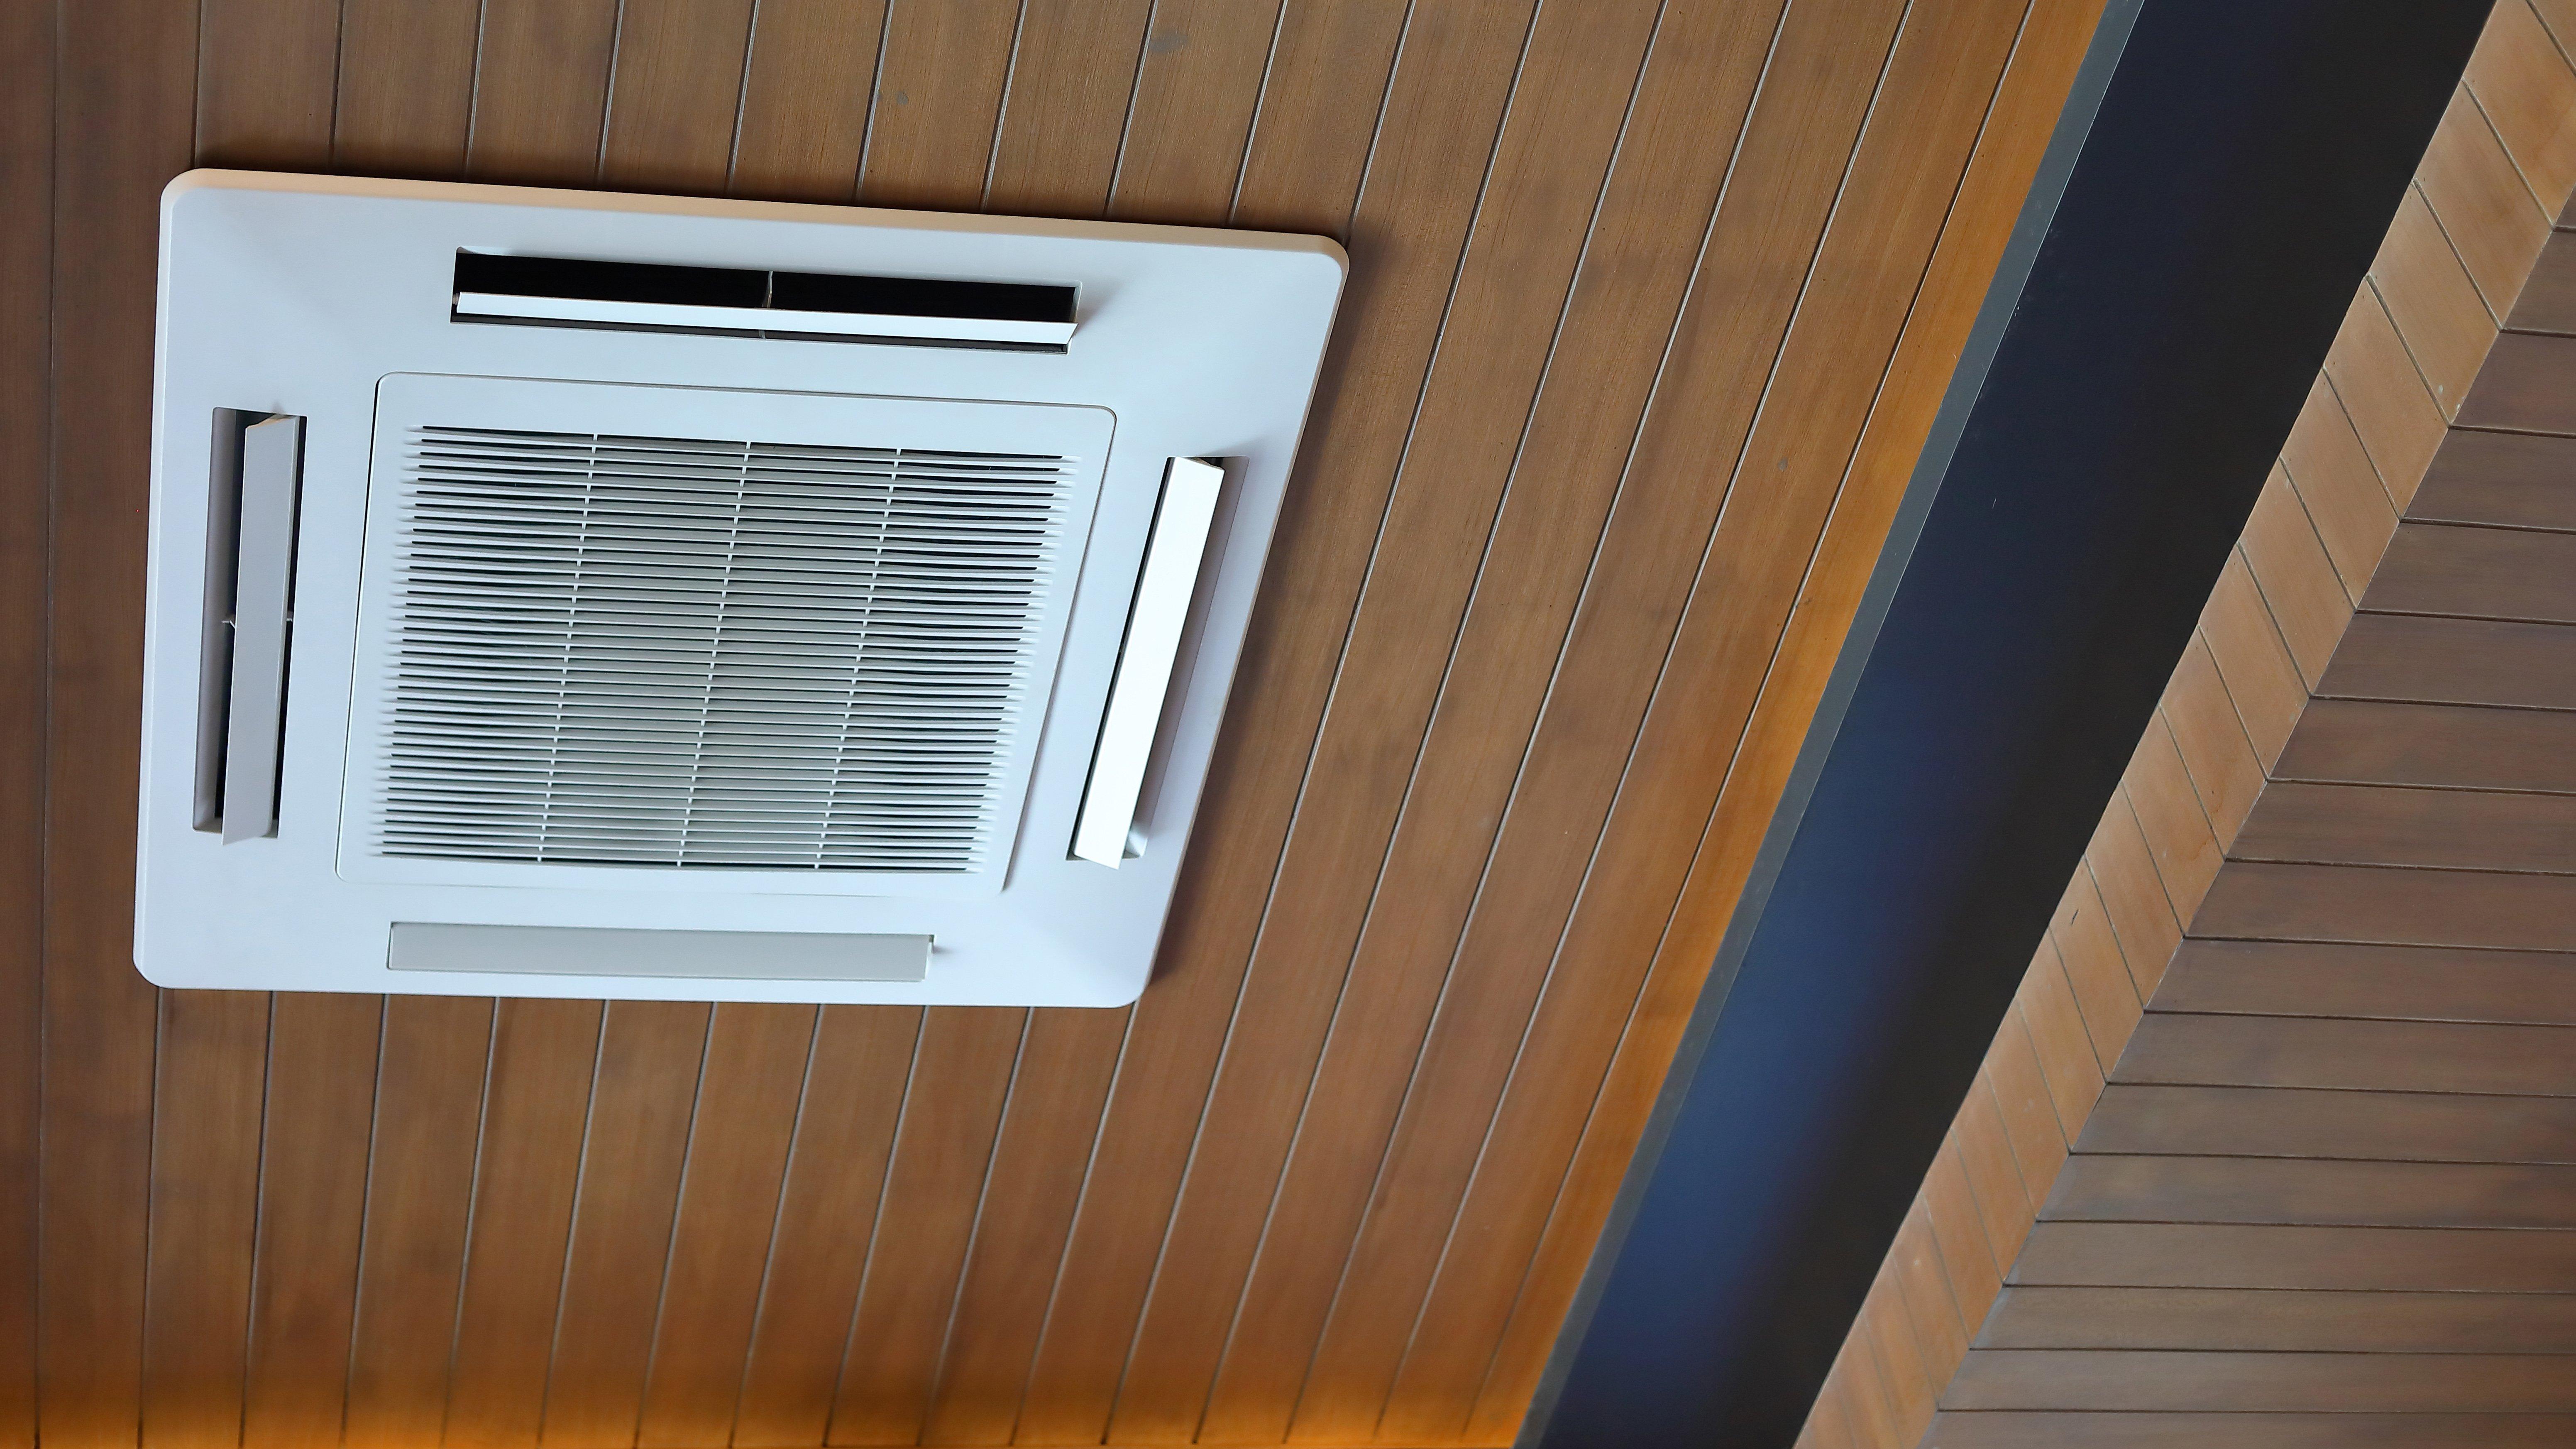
[137, 171, 1344, 1006]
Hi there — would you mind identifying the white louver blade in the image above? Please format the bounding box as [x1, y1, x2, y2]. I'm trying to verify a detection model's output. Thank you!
[340, 374, 1110, 898]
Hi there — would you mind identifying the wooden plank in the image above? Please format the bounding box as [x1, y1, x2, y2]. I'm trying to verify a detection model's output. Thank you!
[0, 0, 44, 1432]
[1841, 1313, 1901, 1449]
[2234, 466, 2351, 684]
[1947, 1348, 2576, 1412]
[1923, 1138, 2007, 1337]
[1014, 3, 1548, 1439]
[1116, 1, 1677, 1437]
[138, 994, 267, 1449]
[728, 0, 888, 202]
[2410, 427, 2576, 531]
[2420, 86, 2553, 321]
[1859, 1270, 1930, 1445]
[242, 994, 382, 1446]
[2117, 1011, 2576, 1097]
[597, 0, 758, 192]
[1282, 2, 2031, 1435]
[2324, 612, 2576, 710]
[2321, 291, 2448, 512]
[1926, 1410, 2576, 1448]
[42, 0, 198, 1438]
[2155, 938, 2576, 1026]
[1889, 1198, 1973, 1398]
[917, 1009, 1126, 1446]
[2371, 519, 2576, 623]
[1982, 1284, 2576, 1352]
[1953, 1076, 2036, 1269]
[332, 0, 480, 175]
[2019, 942, 2109, 1129]
[1227, 0, 1413, 235]
[853, 0, 1018, 210]
[2234, 779, 2576, 874]
[2047, 1154, 2576, 1230]
[1107, 0, 1287, 224]
[2194, 860, 2576, 952]
[195, 0, 339, 167]
[982, 0, 1154, 217]
[2279, 698, 2576, 794]
[2371, 186, 2500, 419]
[2278, 375, 2400, 597]
[2465, 0, 2576, 211]
[2012, 1220, 2576, 1291]
[732, 1008, 919, 1449]
[2458, 330, 2576, 433]
[827, 1007, 1024, 1446]
[464, 0, 619, 184]
[2510, 228, 2576, 332]
[444, 1000, 604, 1449]
[2157, 637, 2265, 850]
[1983, 1010, 2071, 1211]
[2079, 1083, 2576, 1163]
[2195, 552, 2307, 769]
[344, 995, 494, 1449]
[633, 1004, 815, 1449]
[2086, 800, 2183, 993]
[2051, 882, 2145, 1065]
[542, 1001, 710, 1449]
[2121, 721, 2222, 932]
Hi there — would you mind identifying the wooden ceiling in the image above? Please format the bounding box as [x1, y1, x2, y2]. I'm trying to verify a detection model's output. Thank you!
[1, 1, 2104, 1446]
[1802, 5, 2576, 1444]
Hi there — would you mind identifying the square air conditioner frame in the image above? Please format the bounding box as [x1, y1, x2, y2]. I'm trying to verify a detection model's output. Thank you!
[137, 170, 1344, 1006]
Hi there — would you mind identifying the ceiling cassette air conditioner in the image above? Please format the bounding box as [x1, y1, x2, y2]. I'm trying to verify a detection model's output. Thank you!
[137, 171, 1343, 1006]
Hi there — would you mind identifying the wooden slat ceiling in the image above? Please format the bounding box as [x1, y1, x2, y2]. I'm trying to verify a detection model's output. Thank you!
[0, 2, 2106, 1446]
[1800, 5, 2576, 1445]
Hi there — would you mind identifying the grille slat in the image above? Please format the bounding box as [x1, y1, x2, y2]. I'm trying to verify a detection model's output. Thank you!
[370, 424, 1074, 873]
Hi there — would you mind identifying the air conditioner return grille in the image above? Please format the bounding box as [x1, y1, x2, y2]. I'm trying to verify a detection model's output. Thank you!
[370, 425, 1075, 872]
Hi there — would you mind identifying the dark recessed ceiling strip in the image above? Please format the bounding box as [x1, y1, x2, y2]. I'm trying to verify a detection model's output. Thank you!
[450, 252, 1078, 351]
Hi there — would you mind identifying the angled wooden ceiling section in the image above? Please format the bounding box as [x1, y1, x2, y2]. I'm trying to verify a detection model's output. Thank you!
[1, 0, 2106, 1445]
[1801, 4, 2576, 1445]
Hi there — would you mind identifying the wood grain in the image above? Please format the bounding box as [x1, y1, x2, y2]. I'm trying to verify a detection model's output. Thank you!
[854, 0, 1018, 211]
[242, 994, 381, 1446]
[2325, 612, 2576, 710]
[195, 0, 339, 168]
[2012, 1221, 2576, 1292]
[2234, 467, 2351, 683]
[2278, 376, 2400, 597]
[2195, 553, 2307, 768]
[2194, 860, 2576, 951]
[1927, 1411, 2576, 1449]
[2153, 939, 2576, 1026]
[138, 994, 266, 1449]
[2119, 1011, 2576, 1096]
[445, 1001, 603, 1449]
[0, 0, 42, 1429]
[344, 996, 494, 1449]
[2420, 86, 2552, 320]
[2372, 185, 2499, 418]
[598, 0, 758, 192]
[42, 0, 198, 1439]
[1947, 1349, 2576, 1412]
[982, 0, 1154, 217]
[2411, 426, 2576, 530]
[2157, 637, 2265, 848]
[2079, 1083, 2576, 1163]
[2509, 226, 2576, 332]
[333, 0, 481, 175]
[1981, 1285, 2576, 1352]
[2047, 1154, 2576, 1230]
[464, 0, 619, 184]
[2371, 519, 2576, 622]
[2465, 0, 2576, 208]
[2279, 697, 2576, 793]
[2233, 779, 2576, 874]
[544, 1001, 710, 1449]
[636, 1005, 816, 1449]
[2458, 330, 2576, 432]
[728, 0, 887, 202]
[2321, 290, 2448, 513]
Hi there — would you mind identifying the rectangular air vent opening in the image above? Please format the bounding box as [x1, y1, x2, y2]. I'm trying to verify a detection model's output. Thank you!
[452, 252, 1079, 351]
[368, 423, 1078, 877]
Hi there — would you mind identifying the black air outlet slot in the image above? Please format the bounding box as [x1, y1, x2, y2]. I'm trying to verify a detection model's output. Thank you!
[450, 252, 1078, 352]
